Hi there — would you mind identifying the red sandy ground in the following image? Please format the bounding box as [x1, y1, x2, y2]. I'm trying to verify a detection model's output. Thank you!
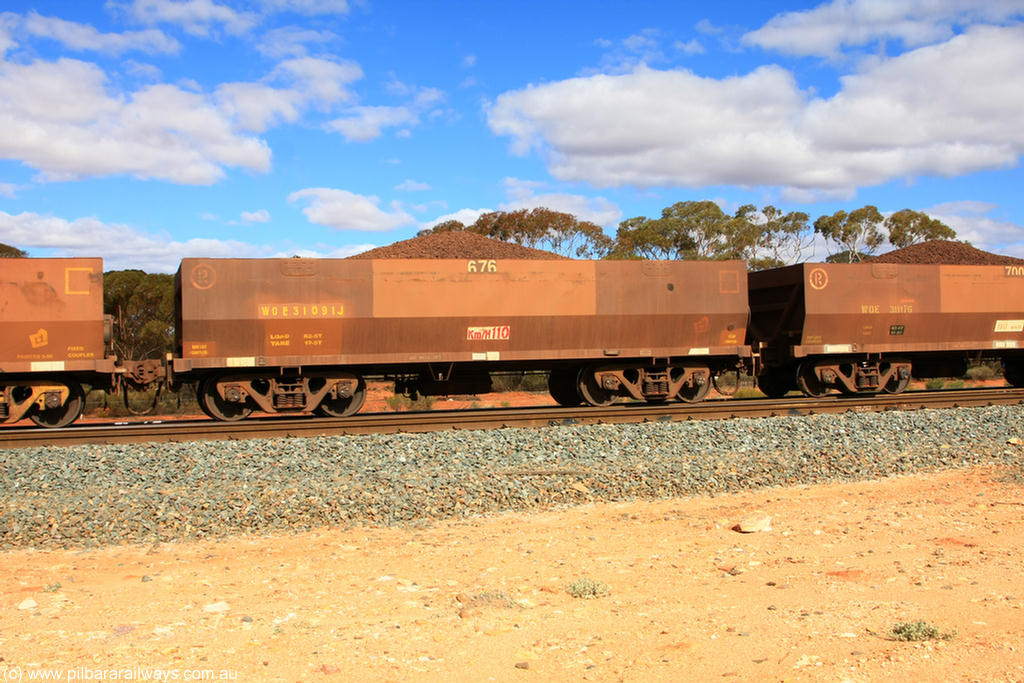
[2, 467, 1023, 682]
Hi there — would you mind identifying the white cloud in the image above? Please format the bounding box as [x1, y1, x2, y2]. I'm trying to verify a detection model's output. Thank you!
[488, 25, 1024, 197]
[0, 14, 15, 57]
[123, 60, 163, 81]
[327, 105, 418, 142]
[423, 208, 491, 229]
[214, 57, 362, 132]
[257, 26, 337, 59]
[925, 201, 1024, 257]
[500, 177, 622, 227]
[0, 182, 15, 198]
[395, 179, 430, 191]
[23, 12, 180, 55]
[241, 208, 271, 222]
[271, 57, 363, 105]
[623, 30, 659, 54]
[214, 81, 302, 132]
[412, 87, 444, 108]
[257, 0, 350, 15]
[0, 58, 271, 184]
[695, 19, 722, 35]
[591, 28, 668, 73]
[489, 63, 809, 187]
[288, 188, 415, 231]
[674, 39, 705, 55]
[743, 0, 1024, 57]
[272, 243, 374, 259]
[116, 0, 259, 37]
[0, 53, 365, 184]
[0, 209, 264, 272]
[326, 82, 444, 142]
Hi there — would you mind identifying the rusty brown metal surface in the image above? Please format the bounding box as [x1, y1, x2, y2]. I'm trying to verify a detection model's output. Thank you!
[749, 263, 1024, 360]
[0, 258, 112, 373]
[174, 258, 750, 374]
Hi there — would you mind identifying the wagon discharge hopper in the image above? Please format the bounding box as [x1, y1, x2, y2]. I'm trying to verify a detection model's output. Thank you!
[174, 258, 751, 420]
[749, 262, 1024, 397]
[0, 258, 114, 426]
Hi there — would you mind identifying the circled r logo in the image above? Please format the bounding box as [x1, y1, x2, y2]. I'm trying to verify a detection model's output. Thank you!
[809, 267, 829, 290]
[190, 263, 217, 290]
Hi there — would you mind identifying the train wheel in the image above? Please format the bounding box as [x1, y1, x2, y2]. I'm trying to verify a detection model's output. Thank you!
[316, 378, 367, 417]
[883, 372, 911, 394]
[29, 381, 85, 428]
[199, 377, 253, 421]
[577, 367, 616, 407]
[677, 373, 711, 403]
[548, 368, 582, 406]
[796, 363, 829, 398]
[195, 379, 216, 420]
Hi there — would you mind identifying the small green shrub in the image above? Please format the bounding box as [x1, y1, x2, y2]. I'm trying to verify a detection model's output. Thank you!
[492, 372, 549, 393]
[946, 379, 965, 389]
[385, 394, 436, 411]
[85, 385, 200, 417]
[462, 590, 514, 608]
[888, 620, 956, 642]
[925, 378, 946, 390]
[966, 364, 996, 381]
[567, 578, 609, 599]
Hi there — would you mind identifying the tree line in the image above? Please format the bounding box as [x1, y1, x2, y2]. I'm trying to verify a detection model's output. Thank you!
[428, 202, 955, 268]
[2, 201, 955, 358]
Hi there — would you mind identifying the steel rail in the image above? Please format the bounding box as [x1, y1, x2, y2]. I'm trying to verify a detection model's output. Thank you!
[3, 387, 1024, 449]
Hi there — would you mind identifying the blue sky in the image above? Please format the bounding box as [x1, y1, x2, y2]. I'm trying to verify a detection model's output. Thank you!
[1, 0, 1023, 272]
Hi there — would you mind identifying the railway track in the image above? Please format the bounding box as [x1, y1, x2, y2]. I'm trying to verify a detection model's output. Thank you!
[3, 387, 1024, 450]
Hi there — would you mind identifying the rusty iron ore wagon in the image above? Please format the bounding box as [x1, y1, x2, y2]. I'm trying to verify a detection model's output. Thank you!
[0, 258, 113, 426]
[0, 258, 163, 427]
[8, 251, 1024, 428]
[173, 257, 751, 420]
[749, 262, 1024, 397]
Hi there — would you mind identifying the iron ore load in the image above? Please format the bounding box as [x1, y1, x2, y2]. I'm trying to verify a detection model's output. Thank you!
[174, 257, 750, 420]
[4, 238, 1024, 428]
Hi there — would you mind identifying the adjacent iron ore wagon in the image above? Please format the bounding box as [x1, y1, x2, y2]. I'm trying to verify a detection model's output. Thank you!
[9, 243, 1024, 429]
[749, 262, 1024, 397]
[172, 257, 751, 420]
[0, 258, 114, 426]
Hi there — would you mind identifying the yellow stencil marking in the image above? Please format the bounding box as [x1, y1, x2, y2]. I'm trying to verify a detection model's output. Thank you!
[65, 267, 93, 295]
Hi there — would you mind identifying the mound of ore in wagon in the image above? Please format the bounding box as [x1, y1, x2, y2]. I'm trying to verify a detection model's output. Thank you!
[872, 240, 1024, 265]
[349, 230, 566, 260]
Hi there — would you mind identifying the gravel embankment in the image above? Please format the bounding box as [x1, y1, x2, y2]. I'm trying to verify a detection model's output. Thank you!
[3, 405, 1023, 550]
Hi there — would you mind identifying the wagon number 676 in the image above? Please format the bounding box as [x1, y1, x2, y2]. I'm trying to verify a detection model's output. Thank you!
[468, 259, 498, 273]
